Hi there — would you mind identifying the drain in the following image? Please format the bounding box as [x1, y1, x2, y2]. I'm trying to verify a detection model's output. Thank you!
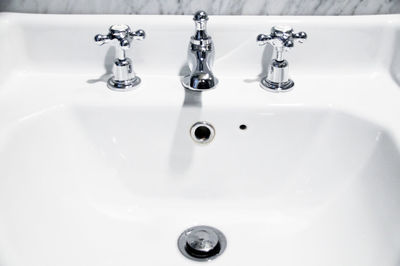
[178, 225, 226, 262]
[190, 122, 215, 144]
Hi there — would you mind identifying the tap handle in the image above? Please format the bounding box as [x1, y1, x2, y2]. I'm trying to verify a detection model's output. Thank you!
[94, 24, 146, 51]
[257, 25, 307, 50]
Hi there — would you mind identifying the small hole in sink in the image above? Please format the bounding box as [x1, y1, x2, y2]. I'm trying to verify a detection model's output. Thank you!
[194, 126, 211, 141]
[239, 124, 247, 130]
[190, 122, 215, 144]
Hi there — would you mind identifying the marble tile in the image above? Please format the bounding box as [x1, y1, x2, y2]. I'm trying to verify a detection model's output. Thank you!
[0, 0, 399, 15]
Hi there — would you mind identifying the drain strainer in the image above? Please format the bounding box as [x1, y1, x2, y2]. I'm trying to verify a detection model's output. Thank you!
[178, 225, 227, 262]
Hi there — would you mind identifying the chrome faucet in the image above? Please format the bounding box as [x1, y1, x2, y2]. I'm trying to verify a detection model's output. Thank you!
[94, 24, 145, 91]
[182, 11, 218, 91]
[257, 26, 307, 92]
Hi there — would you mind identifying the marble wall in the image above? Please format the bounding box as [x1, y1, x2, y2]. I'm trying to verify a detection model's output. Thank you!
[0, 0, 399, 15]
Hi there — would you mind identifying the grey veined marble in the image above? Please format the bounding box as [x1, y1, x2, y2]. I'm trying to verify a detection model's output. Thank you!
[0, 0, 399, 15]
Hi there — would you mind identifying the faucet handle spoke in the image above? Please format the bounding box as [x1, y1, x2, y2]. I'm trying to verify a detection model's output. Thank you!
[130, 29, 146, 40]
[292, 31, 307, 43]
[284, 39, 294, 48]
[119, 38, 131, 49]
[94, 34, 111, 46]
[256, 34, 273, 46]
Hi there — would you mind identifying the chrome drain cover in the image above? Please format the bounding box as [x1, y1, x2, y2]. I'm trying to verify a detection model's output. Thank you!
[178, 225, 227, 262]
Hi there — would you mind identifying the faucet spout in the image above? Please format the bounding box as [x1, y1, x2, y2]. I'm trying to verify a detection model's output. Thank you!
[182, 11, 218, 91]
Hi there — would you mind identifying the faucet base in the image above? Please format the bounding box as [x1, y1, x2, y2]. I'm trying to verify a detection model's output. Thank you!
[260, 78, 294, 93]
[107, 76, 141, 91]
[181, 75, 218, 91]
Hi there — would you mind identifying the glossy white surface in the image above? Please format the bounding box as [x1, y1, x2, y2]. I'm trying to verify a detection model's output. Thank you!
[0, 13, 399, 266]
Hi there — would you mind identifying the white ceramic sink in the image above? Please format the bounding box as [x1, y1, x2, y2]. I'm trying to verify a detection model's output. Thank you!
[0, 13, 399, 266]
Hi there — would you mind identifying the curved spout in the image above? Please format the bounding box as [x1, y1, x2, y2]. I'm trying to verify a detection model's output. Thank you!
[182, 11, 218, 91]
[186, 48, 217, 90]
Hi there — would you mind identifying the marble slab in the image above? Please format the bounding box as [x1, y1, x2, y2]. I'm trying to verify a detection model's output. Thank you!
[0, 0, 399, 15]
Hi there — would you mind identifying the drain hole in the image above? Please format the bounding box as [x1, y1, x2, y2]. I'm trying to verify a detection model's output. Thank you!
[185, 241, 221, 258]
[178, 225, 227, 262]
[190, 122, 215, 144]
[239, 124, 247, 130]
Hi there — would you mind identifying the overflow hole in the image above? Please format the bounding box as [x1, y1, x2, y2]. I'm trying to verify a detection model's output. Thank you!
[194, 126, 211, 141]
[190, 122, 215, 144]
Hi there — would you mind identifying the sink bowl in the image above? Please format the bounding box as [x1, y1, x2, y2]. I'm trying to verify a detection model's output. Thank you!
[0, 12, 399, 266]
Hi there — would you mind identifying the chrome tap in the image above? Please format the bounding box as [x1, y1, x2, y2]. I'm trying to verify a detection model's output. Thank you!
[182, 11, 218, 91]
[94, 24, 145, 91]
[257, 26, 307, 92]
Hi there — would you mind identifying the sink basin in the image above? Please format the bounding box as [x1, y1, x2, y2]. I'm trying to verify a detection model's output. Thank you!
[0, 12, 399, 266]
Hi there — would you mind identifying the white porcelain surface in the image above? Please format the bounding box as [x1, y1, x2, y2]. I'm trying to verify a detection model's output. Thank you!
[0, 13, 399, 266]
